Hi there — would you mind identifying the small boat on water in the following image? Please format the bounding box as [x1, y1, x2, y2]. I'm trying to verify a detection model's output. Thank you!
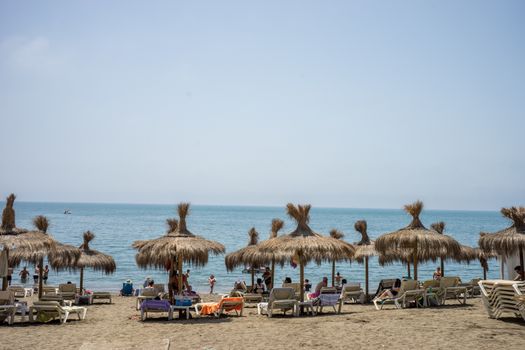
[64, 209, 71, 214]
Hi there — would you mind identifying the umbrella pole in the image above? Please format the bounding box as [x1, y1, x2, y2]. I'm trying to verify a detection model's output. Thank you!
[365, 256, 369, 302]
[483, 266, 487, 280]
[79, 267, 84, 294]
[407, 261, 411, 278]
[1, 248, 8, 291]
[270, 259, 275, 290]
[300, 260, 304, 303]
[413, 251, 418, 281]
[440, 257, 445, 277]
[520, 249, 525, 273]
[251, 268, 255, 292]
[177, 257, 183, 295]
[331, 260, 335, 287]
[38, 258, 44, 299]
[168, 259, 174, 302]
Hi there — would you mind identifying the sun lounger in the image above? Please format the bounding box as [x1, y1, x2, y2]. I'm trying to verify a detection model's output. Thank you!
[29, 301, 87, 324]
[374, 278, 398, 299]
[259, 287, 297, 318]
[195, 297, 244, 318]
[460, 278, 481, 297]
[58, 283, 78, 300]
[91, 292, 112, 304]
[40, 294, 68, 304]
[140, 299, 173, 321]
[282, 283, 302, 300]
[0, 291, 16, 325]
[136, 288, 158, 310]
[373, 280, 424, 310]
[7, 285, 30, 298]
[243, 293, 263, 305]
[436, 277, 467, 305]
[514, 294, 525, 321]
[42, 286, 59, 296]
[313, 288, 341, 314]
[339, 283, 365, 309]
[478, 280, 525, 319]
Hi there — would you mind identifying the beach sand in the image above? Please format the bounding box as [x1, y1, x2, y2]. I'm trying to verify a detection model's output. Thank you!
[1, 294, 524, 350]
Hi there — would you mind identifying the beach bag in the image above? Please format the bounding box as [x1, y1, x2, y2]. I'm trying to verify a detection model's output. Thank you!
[175, 298, 192, 306]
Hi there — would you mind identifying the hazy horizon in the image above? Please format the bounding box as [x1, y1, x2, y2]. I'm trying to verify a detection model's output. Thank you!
[1, 1, 524, 211]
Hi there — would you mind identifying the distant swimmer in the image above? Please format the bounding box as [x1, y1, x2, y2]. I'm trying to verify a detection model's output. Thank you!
[64, 209, 71, 214]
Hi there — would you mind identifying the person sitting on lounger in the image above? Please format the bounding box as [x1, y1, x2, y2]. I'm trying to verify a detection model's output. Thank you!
[373, 278, 401, 302]
[144, 280, 155, 289]
[253, 278, 265, 294]
[308, 276, 328, 299]
[304, 279, 312, 292]
[284, 277, 292, 284]
[433, 267, 442, 280]
[514, 266, 524, 281]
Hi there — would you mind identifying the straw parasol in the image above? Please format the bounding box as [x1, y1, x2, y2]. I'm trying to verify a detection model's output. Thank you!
[49, 231, 116, 292]
[329, 229, 344, 287]
[479, 206, 525, 276]
[225, 227, 260, 289]
[353, 220, 377, 299]
[0, 194, 56, 290]
[8, 215, 81, 298]
[375, 201, 461, 281]
[257, 204, 355, 302]
[133, 203, 225, 299]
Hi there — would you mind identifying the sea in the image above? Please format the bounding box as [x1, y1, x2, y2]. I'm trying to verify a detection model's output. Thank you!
[7, 202, 507, 294]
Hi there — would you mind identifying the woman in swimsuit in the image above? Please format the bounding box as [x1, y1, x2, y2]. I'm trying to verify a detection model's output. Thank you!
[373, 278, 402, 301]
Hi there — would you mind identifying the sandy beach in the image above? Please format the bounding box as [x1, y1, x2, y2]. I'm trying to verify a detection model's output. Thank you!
[1, 294, 524, 350]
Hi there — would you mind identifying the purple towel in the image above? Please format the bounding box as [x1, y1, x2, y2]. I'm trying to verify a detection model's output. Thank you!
[141, 299, 171, 311]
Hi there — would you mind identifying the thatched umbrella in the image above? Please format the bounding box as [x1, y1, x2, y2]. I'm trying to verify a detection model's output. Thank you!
[375, 201, 461, 281]
[8, 215, 81, 298]
[133, 203, 225, 299]
[0, 194, 56, 290]
[353, 220, 377, 299]
[50, 231, 116, 292]
[479, 206, 525, 276]
[257, 204, 355, 302]
[329, 229, 344, 287]
[225, 227, 260, 290]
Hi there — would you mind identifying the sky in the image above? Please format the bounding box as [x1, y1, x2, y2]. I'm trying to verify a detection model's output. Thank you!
[0, 1, 524, 210]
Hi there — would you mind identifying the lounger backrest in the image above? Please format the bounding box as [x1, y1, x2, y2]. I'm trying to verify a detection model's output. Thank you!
[400, 280, 419, 294]
[59, 284, 76, 293]
[440, 277, 459, 289]
[342, 284, 361, 293]
[34, 301, 61, 307]
[140, 288, 157, 297]
[320, 287, 338, 294]
[153, 284, 165, 294]
[422, 280, 440, 289]
[0, 291, 14, 305]
[282, 283, 301, 294]
[269, 288, 295, 303]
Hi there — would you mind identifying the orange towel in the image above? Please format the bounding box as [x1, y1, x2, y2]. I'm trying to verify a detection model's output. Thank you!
[198, 297, 243, 316]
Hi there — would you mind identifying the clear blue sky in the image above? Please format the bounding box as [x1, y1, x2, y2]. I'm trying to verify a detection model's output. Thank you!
[1, 1, 524, 210]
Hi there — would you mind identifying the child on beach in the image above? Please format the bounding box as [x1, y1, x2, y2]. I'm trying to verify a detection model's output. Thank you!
[433, 267, 442, 280]
[209, 274, 216, 294]
[335, 272, 342, 287]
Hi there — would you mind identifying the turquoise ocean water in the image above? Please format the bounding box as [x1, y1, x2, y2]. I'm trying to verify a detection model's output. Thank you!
[8, 202, 506, 294]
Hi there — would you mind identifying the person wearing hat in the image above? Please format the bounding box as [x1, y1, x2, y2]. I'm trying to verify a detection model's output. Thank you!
[143, 276, 152, 288]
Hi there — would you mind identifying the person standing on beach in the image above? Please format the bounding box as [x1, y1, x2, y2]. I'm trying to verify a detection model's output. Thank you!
[7, 267, 13, 286]
[335, 272, 342, 287]
[19, 266, 30, 284]
[262, 267, 272, 290]
[43, 265, 49, 284]
[514, 266, 524, 281]
[208, 274, 216, 294]
[433, 267, 442, 280]
[33, 265, 39, 284]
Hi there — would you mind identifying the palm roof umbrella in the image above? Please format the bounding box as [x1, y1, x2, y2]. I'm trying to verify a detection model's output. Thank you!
[50, 231, 116, 292]
[8, 215, 81, 298]
[375, 201, 461, 281]
[479, 206, 525, 277]
[257, 204, 355, 302]
[225, 227, 260, 290]
[133, 203, 225, 299]
[329, 229, 344, 287]
[0, 194, 56, 290]
[353, 220, 377, 300]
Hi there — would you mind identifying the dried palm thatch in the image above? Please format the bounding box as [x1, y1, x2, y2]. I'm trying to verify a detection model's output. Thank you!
[0, 195, 55, 254]
[133, 203, 225, 296]
[225, 227, 265, 288]
[479, 206, 525, 274]
[375, 201, 461, 280]
[258, 204, 355, 302]
[354, 220, 377, 262]
[10, 216, 81, 268]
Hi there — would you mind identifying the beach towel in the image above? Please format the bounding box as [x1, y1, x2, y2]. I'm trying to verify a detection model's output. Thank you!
[318, 294, 340, 306]
[198, 297, 243, 316]
[141, 299, 171, 312]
